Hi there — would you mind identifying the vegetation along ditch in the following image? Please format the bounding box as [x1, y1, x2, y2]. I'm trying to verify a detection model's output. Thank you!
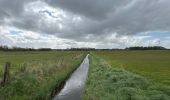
[83, 54, 170, 100]
[0, 51, 86, 100]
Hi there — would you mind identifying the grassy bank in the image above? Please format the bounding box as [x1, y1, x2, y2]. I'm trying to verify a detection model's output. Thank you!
[0, 51, 86, 99]
[95, 50, 170, 85]
[83, 54, 170, 100]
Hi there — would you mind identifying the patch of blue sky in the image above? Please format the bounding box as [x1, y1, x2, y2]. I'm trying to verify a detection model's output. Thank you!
[136, 31, 170, 41]
[39, 10, 58, 18]
[10, 30, 22, 35]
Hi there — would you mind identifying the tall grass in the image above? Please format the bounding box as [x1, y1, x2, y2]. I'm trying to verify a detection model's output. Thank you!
[0, 51, 86, 99]
[83, 54, 170, 100]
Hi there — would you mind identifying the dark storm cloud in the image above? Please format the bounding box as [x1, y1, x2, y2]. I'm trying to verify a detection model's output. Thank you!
[45, 0, 131, 20]
[12, 13, 61, 34]
[0, 0, 34, 19]
[1, 0, 170, 42]
[43, 0, 170, 41]
[0, 0, 62, 34]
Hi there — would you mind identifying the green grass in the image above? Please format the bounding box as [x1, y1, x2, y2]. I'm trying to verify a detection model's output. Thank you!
[0, 51, 86, 99]
[0, 51, 64, 75]
[0, 51, 83, 75]
[83, 54, 170, 100]
[94, 50, 170, 85]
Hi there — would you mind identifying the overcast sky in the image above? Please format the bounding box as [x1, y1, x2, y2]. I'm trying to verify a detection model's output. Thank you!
[0, 0, 170, 49]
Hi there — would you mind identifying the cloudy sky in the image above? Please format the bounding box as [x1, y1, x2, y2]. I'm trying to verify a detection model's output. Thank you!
[0, 0, 170, 49]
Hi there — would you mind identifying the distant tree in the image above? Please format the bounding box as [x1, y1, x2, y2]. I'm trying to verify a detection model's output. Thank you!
[37, 48, 52, 51]
[125, 46, 166, 50]
[0, 45, 9, 51]
[0, 45, 35, 51]
[70, 48, 95, 51]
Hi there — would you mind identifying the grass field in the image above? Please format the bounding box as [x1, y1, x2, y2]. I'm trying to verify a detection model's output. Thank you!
[94, 50, 170, 85]
[1, 50, 170, 100]
[0, 51, 86, 99]
[83, 54, 170, 100]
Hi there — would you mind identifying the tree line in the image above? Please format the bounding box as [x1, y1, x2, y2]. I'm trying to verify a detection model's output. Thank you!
[0, 45, 96, 51]
[0, 45, 168, 51]
[0, 45, 52, 51]
[125, 46, 167, 50]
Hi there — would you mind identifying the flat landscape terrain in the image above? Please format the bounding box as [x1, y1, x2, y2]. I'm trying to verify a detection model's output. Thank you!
[95, 50, 170, 85]
[0, 51, 85, 99]
[83, 52, 170, 100]
[1, 50, 170, 100]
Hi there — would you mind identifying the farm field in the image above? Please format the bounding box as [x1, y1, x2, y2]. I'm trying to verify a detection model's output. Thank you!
[1, 50, 170, 100]
[94, 50, 170, 85]
[83, 54, 170, 100]
[0, 51, 86, 99]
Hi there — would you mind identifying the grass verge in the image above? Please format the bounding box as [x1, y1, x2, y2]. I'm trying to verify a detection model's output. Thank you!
[83, 54, 170, 100]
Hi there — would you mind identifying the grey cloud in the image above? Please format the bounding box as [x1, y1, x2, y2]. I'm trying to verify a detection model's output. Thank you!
[0, 0, 34, 18]
[43, 0, 170, 41]
[0, 0, 64, 35]
[45, 0, 131, 20]
[1, 0, 170, 43]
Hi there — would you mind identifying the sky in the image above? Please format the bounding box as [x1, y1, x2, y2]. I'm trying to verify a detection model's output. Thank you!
[0, 0, 170, 49]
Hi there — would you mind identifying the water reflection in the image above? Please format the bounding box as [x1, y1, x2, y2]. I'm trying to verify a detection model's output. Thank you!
[52, 55, 89, 100]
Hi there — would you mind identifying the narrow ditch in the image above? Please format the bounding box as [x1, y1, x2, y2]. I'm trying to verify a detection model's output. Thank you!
[52, 54, 89, 100]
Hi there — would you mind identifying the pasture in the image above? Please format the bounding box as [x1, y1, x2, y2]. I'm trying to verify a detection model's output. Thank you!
[95, 50, 170, 85]
[1, 50, 170, 100]
[83, 53, 170, 100]
[0, 51, 85, 99]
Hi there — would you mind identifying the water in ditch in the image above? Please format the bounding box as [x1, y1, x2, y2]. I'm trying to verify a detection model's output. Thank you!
[52, 55, 89, 100]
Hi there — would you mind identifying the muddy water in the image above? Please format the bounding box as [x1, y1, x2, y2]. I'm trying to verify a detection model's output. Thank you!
[52, 55, 89, 100]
